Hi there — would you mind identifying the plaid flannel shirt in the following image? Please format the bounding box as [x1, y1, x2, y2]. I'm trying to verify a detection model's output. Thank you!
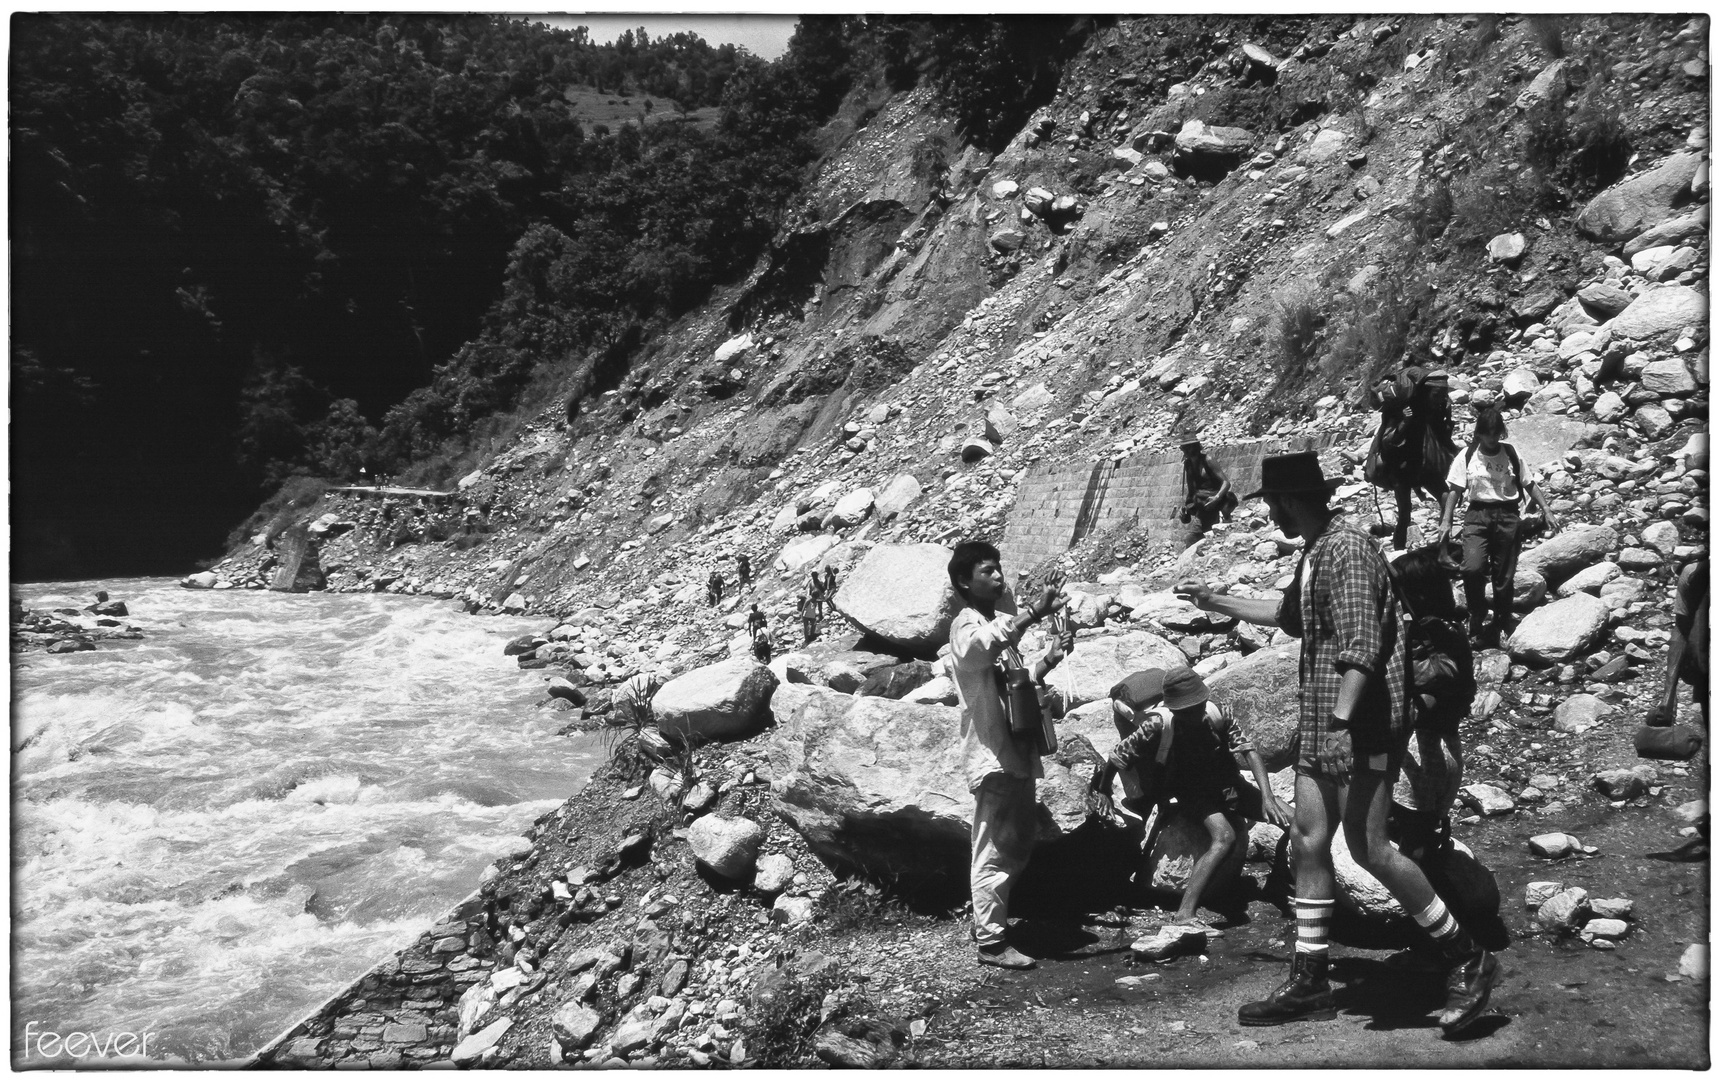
[1276, 515, 1410, 755]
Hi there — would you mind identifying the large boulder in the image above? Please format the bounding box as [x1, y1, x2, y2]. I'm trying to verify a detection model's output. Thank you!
[1041, 630, 1186, 711]
[826, 488, 875, 529]
[1507, 593, 1609, 665]
[653, 657, 778, 742]
[1173, 120, 1255, 177]
[796, 642, 901, 693]
[1129, 591, 1239, 633]
[874, 474, 923, 520]
[1641, 358, 1701, 397]
[1144, 805, 1246, 894]
[1623, 206, 1709, 257]
[857, 660, 937, 700]
[1205, 642, 1301, 771]
[1320, 835, 1497, 923]
[1056, 699, 1125, 760]
[1518, 525, 1618, 586]
[764, 684, 1101, 889]
[1063, 588, 1114, 630]
[1500, 415, 1585, 471]
[831, 543, 964, 659]
[1575, 152, 1703, 243]
[1607, 285, 1709, 342]
[687, 815, 765, 879]
[778, 534, 840, 574]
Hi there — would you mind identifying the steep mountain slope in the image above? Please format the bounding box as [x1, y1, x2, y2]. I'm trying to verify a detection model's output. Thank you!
[209, 14, 1706, 662]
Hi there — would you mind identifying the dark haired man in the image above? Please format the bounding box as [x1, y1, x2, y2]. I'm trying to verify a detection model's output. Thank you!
[1176, 439, 1237, 548]
[1175, 451, 1499, 1036]
[947, 540, 1071, 970]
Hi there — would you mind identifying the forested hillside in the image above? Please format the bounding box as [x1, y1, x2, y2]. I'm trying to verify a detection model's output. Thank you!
[10, 14, 849, 577]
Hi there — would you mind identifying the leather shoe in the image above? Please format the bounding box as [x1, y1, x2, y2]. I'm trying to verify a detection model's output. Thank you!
[977, 943, 1036, 970]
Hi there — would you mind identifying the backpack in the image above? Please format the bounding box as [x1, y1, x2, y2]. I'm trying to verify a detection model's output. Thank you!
[1365, 367, 1454, 493]
[1386, 574, 1477, 732]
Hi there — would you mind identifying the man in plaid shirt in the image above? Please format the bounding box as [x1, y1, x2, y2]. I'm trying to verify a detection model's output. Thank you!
[1176, 451, 1499, 1037]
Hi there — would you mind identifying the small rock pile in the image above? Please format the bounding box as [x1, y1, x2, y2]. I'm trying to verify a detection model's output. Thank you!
[10, 591, 142, 653]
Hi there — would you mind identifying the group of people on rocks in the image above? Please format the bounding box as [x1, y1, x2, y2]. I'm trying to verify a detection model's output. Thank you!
[944, 416, 1709, 1038]
[799, 567, 839, 645]
[706, 555, 844, 657]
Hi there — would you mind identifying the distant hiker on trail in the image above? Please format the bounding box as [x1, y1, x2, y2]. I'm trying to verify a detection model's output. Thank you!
[1435, 403, 1563, 649]
[751, 625, 773, 663]
[1175, 450, 1500, 1036]
[1175, 439, 1238, 548]
[799, 592, 821, 645]
[1387, 545, 1509, 954]
[736, 553, 752, 585]
[747, 603, 768, 639]
[1365, 365, 1459, 550]
[808, 569, 825, 609]
[706, 570, 724, 608]
[948, 540, 1072, 971]
[824, 566, 839, 616]
[1089, 666, 1291, 929]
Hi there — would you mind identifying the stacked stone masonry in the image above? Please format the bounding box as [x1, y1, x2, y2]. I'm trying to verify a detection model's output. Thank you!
[999, 434, 1343, 573]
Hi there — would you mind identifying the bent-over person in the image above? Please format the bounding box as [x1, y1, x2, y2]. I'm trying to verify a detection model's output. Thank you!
[1090, 666, 1291, 927]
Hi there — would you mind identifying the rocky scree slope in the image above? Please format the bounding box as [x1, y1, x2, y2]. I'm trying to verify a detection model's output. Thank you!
[208, 14, 1706, 676]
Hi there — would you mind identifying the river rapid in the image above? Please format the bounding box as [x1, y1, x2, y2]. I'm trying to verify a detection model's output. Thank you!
[11, 579, 601, 1065]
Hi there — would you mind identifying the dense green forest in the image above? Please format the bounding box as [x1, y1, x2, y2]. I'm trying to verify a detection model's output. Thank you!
[10, 14, 1085, 577]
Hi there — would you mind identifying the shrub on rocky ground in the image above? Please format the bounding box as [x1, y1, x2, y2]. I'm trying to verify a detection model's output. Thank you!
[1273, 287, 1323, 374]
[741, 963, 845, 1066]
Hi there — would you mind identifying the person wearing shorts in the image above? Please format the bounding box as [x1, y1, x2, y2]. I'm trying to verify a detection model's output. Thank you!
[1177, 450, 1500, 1037]
[1090, 666, 1291, 927]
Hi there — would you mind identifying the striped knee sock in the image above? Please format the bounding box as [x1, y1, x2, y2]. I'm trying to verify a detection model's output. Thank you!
[1411, 895, 1460, 944]
[1293, 897, 1334, 956]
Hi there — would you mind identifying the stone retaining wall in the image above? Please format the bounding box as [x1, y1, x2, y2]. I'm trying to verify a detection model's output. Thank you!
[999, 433, 1345, 573]
[252, 893, 490, 1067]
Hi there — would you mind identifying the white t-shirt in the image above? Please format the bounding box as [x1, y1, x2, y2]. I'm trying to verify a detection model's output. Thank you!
[1445, 443, 1523, 503]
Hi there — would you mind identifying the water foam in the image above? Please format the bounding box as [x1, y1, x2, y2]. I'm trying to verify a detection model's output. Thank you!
[12, 578, 598, 1063]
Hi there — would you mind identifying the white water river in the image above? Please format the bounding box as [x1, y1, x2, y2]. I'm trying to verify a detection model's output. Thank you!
[10, 578, 601, 1065]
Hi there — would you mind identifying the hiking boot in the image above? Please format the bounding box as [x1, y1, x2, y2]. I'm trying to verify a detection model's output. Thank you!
[1437, 936, 1499, 1036]
[1643, 703, 1676, 728]
[1237, 952, 1337, 1026]
[976, 942, 1035, 970]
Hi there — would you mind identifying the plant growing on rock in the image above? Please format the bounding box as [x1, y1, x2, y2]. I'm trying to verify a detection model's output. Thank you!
[1273, 286, 1324, 374]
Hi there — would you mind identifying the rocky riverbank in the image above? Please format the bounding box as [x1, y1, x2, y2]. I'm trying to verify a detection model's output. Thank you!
[256, 385, 1709, 1066]
[10, 591, 143, 653]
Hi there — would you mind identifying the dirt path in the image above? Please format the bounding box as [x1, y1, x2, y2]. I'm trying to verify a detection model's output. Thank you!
[810, 775, 1707, 1070]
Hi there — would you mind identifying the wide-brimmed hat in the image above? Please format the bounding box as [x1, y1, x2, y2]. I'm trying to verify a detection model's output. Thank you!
[1242, 450, 1344, 500]
[1179, 439, 1203, 453]
[1161, 666, 1211, 711]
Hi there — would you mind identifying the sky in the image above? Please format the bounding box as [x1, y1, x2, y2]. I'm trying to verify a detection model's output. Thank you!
[528, 13, 798, 59]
